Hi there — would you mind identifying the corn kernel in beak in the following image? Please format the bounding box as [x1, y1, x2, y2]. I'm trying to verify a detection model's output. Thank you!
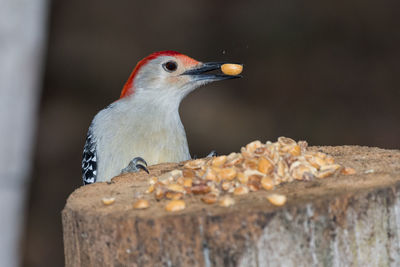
[221, 64, 243, 75]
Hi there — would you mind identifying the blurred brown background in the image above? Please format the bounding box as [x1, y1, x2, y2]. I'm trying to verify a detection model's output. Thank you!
[22, 0, 399, 266]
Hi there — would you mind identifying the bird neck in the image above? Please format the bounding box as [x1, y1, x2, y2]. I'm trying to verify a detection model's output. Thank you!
[119, 93, 184, 129]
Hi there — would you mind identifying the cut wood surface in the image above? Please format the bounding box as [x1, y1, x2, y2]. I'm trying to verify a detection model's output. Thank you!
[62, 146, 400, 267]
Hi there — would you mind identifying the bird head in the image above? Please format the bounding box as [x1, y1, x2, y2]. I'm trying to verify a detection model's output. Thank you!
[119, 51, 242, 104]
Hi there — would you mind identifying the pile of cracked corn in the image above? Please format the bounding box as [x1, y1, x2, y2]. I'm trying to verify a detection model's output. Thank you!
[102, 137, 355, 211]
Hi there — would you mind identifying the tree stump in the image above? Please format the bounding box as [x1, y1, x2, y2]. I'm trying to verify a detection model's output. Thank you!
[62, 146, 400, 266]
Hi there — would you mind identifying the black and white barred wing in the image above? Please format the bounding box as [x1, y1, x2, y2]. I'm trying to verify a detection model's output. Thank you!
[82, 125, 97, 185]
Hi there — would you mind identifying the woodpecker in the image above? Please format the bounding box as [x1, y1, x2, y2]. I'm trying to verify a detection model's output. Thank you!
[82, 51, 242, 185]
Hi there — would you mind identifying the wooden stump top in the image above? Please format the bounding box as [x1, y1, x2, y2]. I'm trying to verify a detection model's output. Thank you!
[62, 146, 400, 266]
[65, 146, 400, 218]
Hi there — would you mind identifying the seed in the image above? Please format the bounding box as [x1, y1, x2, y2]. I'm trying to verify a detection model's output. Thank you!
[144, 138, 345, 207]
[291, 164, 312, 180]
[158, 172, 173, 183]
[219, 196, 235, 207]
[176, 176, 185, 185]
[183, 178, 193, 187]
[102, 197, 115, 205]
[234, 186, 249, 195]
[341, 167, 356, 175]
[312, 156, 327, 168]
[191, 184, 211, 194]
[221, 63, 243, 76]
[269, 149, 280, 163]
[204, 169, 217, 181]
[182, 168, 195, 178]
[201, 194, 218, 204]
[242, 169, 265, 184]
[278, 137, 296, 146]
[165, 192, 184, 200]
[277, 160, 288, 178]
[146, 185, 155, 193]
[261, 176, 274, 190]
[149, 176, 158, 185]
[165, 200, 186, 212]
[244, 159, 258, 170]
[316, 164, 341, 178]
[218, 168, 237, 180]
[298, 141, 308, 151]
[237, 172, 248, 184]
[155, 187, 166, 200]
[288, 145, 301, 156]
[170, 169, 183, 178]
[227, 152, 239, 161]
[133, 199, 149, 209]
[154, 180, 166, 186]
[241, 146, 253, 158]
[305, 155, 322, 169]
[283, 153, 298, 165]
[184, 187, 192, 194]
[266, 194, 287, 206]
[192, 178, 204, 185]
[212, 155, 227, 167]
[248, 174, 262, 183]
[321, 164, 342, 173]
[273, 173, 282, 185]
[195, 168, 206, 177]
[254, 147, 266, 155]
[167, 184, 185, 193]
[315, 152, 327, 159]
[184, 159, 205, 169]
[325, 155, 335, 164]
[221, 181, 232, 191]
[258, 157, 274, 174]
[209, 184, 220, 195]
[247, 181, 260, 192]
[225, 153, 244, 166]
[211, 166, 222, 173]
[245, 140, 263, 154]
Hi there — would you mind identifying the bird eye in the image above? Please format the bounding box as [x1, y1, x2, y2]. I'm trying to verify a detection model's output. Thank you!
[163, 61, 178, 72]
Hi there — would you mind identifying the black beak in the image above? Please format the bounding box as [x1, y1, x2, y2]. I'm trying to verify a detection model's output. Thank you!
[181, 62, 242, 81]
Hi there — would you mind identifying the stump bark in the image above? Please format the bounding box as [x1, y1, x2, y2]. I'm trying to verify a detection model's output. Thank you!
[62, 146, 400, 267]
